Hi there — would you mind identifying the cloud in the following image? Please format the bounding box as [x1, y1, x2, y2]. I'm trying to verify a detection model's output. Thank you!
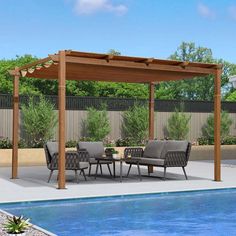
[197, 3, 215, 19]
[228, 6, 236, 21]
[74, 0, 128, 15]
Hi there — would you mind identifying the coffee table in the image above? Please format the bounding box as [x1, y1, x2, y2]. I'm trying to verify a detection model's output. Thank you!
[95, 156, 142, 182]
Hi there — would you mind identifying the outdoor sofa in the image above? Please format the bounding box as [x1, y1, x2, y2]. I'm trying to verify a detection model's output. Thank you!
[44, 141, 89, 183]
[77, 141, 113, 176]
[124, 140, 191, 180]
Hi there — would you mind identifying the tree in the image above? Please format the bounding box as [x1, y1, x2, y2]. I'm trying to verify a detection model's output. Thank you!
[0, 55, 39, 95]
[167, 106, 191, 140]
[158, 42, 235, 101]
[1, 45, 235, 100]
[21, 96, 57, 147]
[122, 104, 149, 145]
[83, 104, 111, 141]
[108, 49, 121, 56]
[201, 111, 233, 143]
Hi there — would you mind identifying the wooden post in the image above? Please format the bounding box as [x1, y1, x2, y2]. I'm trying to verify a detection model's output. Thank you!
[58, 51, 66, 189]
[214, 69, 221, 181]
[12, 67, 20, 179]
[148, 82, 155, 173]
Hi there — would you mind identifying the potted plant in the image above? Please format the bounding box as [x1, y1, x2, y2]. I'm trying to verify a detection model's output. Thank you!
[3, 215, 30, 235]
[112, 150, 119, 159]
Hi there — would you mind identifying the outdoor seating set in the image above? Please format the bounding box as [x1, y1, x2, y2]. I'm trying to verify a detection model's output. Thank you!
[44, 140, 191, 183]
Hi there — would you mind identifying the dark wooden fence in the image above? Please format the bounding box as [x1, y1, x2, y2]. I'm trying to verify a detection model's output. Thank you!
[1, 94, 236, 113]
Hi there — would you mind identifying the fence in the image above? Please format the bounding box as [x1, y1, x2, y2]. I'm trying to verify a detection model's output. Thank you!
[1, 94, 236, 142]
[1, 94, 236, 113]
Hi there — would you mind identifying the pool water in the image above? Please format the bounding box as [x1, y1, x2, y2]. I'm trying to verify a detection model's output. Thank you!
[1, 189, 236, 236]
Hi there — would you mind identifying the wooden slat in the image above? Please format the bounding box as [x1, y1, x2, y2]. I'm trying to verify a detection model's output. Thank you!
[49, 55, 216, 75]
[18, 57, 51, 71]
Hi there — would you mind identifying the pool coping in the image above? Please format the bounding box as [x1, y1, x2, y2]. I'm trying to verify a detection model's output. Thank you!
[1, 186, 235, 206]
[0, 209, 57, 236]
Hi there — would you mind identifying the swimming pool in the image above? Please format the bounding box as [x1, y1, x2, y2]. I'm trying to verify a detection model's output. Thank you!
[1, 189, 236, 236]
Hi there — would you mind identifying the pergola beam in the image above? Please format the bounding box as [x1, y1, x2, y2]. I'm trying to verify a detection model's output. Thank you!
[49, 54, 216, 75]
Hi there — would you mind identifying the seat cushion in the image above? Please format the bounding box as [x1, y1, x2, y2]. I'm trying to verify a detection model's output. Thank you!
[140, 157, 165, 166]
[160, 140, 188, 159]
[78, 142, 104, 158]
[46, 141, 58, 157]
[79, 162, 89, 169]
[143, 140, 166, 159]
[125, 157, 141, 164]
[89, 158, 112, 165]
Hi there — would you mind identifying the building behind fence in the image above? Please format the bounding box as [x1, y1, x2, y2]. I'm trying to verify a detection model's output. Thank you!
[1, 94, 236, 142]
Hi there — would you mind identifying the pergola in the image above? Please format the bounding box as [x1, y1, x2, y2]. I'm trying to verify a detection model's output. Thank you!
[9, 50, 222, 189]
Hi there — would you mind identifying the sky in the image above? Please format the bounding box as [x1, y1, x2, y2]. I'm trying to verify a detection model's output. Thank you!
[0, 0, 236, 63]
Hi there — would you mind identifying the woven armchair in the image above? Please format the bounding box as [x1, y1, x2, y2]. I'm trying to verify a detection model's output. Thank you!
[77, 142, 112, 176]
[44, 142, 89, 183]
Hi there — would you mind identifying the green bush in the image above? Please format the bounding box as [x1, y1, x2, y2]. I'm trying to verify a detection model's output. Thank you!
[0, 138, 12, 149]
[198, 135, 236, 145]
[115, 138, 137, 147]
[201, 111, 233, 143]
[122, 104, 149, 145]
[167, 107, 191, 140]
[83, 104, 111, 141]
[0, 138, 28, 149]
[222, 136, 236, 145]
[18, 139, 27, 148]
[65, 140, 77, 148]
[21, 96, 57, 147]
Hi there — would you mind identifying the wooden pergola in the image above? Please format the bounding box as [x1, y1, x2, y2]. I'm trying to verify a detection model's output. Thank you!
[9, 50, 222, 189]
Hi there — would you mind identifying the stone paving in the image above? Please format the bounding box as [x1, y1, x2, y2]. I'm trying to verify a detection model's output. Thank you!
[0, 160, 236, 203]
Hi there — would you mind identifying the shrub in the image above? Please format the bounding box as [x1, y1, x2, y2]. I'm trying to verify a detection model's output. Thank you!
[0, 138, 28, 149]
[167, 107, 191, 140]
[197, 137, 212, 145]
[115, 138, 137, 147]
[222, 136, 236, 145]
[198, 136, 236, 145]
[201, 111, 233, 143]
[0, 137, 12, 149]
[122, 104, 149, 145]
[83, 104, 110, 141]
[66, 140, 77, 148]
[18, 139, 27, 148]
[21, 96, 57, 147]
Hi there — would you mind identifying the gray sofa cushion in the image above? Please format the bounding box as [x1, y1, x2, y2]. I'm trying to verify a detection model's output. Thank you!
[78, 142, 104, 158]
[46, 141, 58, 157]
[160, 140, 188, 159]
[143, 140, 166, 159]
[139, 157, 165, 166]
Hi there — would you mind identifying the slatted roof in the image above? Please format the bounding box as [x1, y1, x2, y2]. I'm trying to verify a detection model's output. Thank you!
[10, 50, 222, 83]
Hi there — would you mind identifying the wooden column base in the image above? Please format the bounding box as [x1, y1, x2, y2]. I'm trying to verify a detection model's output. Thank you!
[148, 166, 154, 173]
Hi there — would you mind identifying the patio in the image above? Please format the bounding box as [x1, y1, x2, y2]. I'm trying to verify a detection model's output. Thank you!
[1, 160, 236, 203]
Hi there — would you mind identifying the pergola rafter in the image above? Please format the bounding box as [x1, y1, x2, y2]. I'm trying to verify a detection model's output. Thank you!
[9, 50, 222, 189]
